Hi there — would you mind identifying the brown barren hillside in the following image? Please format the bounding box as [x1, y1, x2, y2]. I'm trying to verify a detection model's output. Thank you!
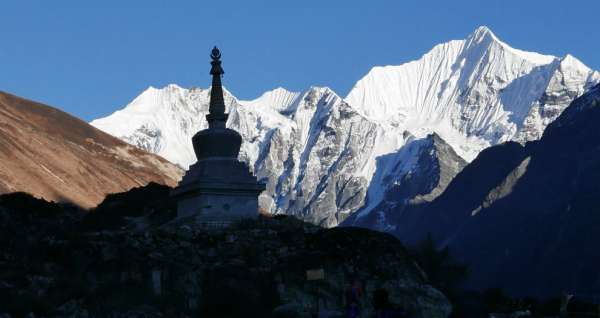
[0, 91, 183, 208]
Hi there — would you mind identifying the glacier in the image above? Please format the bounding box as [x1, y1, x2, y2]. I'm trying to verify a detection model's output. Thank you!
[91, 26, 599, 227]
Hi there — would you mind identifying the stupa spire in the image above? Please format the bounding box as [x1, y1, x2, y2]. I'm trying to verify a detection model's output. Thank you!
[207, 46, 228, 128]
[189, 47, 242, 161]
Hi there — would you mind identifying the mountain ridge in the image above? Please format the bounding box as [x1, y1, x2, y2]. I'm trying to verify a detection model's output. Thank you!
[388, 83, 600, 297]
[91, 26, 599, 226]
[0, 90, 183, 208]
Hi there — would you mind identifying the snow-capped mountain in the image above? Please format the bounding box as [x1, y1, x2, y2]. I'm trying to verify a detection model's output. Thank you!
[344, 26, 599, 228]
[91, 26, 599, 227]
[346, 26, 599, 161]
[92, 85, 396, 226]
[89, 85, 237, 167]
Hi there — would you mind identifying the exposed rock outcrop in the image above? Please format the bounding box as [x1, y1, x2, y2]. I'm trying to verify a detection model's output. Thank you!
[344, 133, 467, 232]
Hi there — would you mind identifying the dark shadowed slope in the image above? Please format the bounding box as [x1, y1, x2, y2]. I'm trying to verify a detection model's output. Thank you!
[393, 84, 600, 297]
[0, 91, 182, 208]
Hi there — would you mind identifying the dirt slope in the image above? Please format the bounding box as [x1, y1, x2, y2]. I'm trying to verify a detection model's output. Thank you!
[0, 91, 183, 208]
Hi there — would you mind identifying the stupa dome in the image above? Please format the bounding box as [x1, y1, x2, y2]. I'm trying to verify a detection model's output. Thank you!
[192, 127, 242, 159]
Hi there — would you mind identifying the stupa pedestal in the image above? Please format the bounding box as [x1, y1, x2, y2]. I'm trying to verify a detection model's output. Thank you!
[171, 47, 265, 226]
[171, 158, 265, 224]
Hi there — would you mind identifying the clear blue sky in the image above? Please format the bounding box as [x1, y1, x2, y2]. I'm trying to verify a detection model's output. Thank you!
[1, 0, 598, 121]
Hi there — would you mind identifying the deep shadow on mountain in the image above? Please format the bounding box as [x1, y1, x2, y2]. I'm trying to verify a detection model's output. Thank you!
[343, 133, 467, 232]
[391, 84, 600, 298]
[0, 186, 450, 317]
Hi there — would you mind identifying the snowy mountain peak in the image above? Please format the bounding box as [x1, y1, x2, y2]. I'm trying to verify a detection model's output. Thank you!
[143, 83, 188, 96]
[268, 87, 298, 97]
[241, 87, 300, 112]
[91, 27, 598, 227]
[304, 86, 339, 101]
[123, 84, 192, 113]
[297, 87, 344, 113]
[466, 26, 556, 65]
[469, 25, 496, 41]
[346, 26, 597, 161]
[164, 83, 186, 91]
[560, 53, 589, 69]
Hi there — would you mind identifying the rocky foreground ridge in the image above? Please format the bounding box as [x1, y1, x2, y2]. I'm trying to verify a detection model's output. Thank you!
[0, 185, 450, 318]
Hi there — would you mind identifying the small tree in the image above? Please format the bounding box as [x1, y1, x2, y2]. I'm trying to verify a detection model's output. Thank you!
[410, 234, 469, 317]
[410, 234, 468, 294]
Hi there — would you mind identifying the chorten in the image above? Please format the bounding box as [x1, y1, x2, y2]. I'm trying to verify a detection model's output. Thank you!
[171, 47, 265, 225]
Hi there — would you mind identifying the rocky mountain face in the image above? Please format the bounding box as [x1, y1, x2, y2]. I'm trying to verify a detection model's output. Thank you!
[343, 134, 467, 231]
[91, 27, 598, 226]
[0, 91, 182, 208]
[93, 86, 381, 226]
[389, 84, 600, 297]
[0, 186, 451, 317]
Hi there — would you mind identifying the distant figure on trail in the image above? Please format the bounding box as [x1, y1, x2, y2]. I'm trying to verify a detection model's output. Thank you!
[345, 279, 364, 318]
[373, 288, 405, 318]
